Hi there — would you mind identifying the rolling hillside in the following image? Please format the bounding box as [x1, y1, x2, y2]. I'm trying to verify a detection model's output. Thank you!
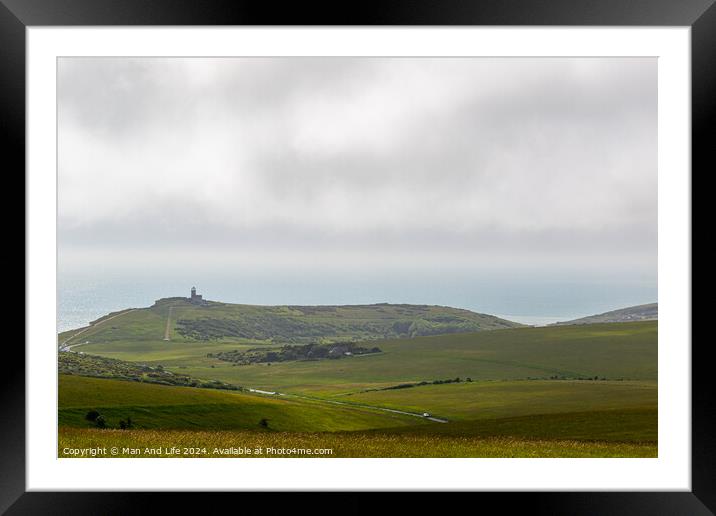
[58, 373, 657, 457]
[552, 303, 657, 326]
[57, 301, 657, 457]
[168, 321, 658, 395]
[59, 375, 425, 432]
[59, 297, 521, 359]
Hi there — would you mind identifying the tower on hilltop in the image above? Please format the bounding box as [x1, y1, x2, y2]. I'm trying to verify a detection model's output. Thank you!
[190, 286, 203, 304]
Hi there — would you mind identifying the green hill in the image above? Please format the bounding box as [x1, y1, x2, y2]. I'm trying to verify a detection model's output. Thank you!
[58, 351, 242, 391]
[552, 303, 657, 326]
[59, 375, 426, 432]
[162, 298, 521, 341]
[59, 298, 521, 360]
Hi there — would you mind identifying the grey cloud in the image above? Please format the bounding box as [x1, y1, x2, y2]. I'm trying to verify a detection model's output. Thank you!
[58, 57, 656, 278]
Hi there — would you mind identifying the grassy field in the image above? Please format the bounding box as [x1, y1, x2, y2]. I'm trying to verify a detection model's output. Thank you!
[58, 427, 657, 458]
[154, 321, 657, 396]
[59, 375, 427, 432]
[344, 379, 656, 421]
[72, 320, 657, 396]
[58, 372, 656, 441]
[58, 309, 657, 457]
[375, 408, 657, 442]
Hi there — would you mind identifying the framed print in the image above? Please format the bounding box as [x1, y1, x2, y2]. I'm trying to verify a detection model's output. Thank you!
[6, 0, 711, 512]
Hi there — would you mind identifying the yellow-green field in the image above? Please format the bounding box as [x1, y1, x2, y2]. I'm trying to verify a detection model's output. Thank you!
[59, 428, 657, 458]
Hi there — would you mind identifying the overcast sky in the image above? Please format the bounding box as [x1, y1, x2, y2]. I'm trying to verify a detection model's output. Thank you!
[58, 57, 656, 301]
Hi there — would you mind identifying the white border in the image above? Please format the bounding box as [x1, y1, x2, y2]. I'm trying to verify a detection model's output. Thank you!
[27, 27, 691, 491]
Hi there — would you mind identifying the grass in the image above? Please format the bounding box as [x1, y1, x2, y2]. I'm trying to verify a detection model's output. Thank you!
[58, 352, 242, 390]
[59, 375, 427, 432]
[57, 311, 658, 457]
[169, 299, 521, 342]
[371, 408, 657, 442]
[58, 427, 657, 458]
[68, 297, 521, 357]
[73, 308, 656, 400]
[344, 379, 657, 421]
[59, 374, 656, 442]
[160, 321, 657, 396]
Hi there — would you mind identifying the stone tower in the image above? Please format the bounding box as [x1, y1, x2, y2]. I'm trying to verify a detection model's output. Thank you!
[190, 286, 203, 304]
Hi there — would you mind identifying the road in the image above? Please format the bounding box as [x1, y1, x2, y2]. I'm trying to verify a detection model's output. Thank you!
[163, 307, 173, 341]
[248, 388, 448, 423]
[59, 309, 137, 352]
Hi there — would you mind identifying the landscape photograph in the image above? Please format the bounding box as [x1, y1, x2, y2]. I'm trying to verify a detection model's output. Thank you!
[57, 57, 657, 458]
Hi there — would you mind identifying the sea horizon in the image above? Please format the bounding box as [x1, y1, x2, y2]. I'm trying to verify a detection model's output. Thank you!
[57, 270, 657, 333]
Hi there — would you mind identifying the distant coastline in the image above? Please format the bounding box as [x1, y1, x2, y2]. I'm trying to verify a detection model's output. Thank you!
[491, 314, 574, 327]
[58, 272, 657, 333]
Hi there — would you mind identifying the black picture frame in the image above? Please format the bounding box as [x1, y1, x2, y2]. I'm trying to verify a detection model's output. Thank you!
[4, 0, 709, 513]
